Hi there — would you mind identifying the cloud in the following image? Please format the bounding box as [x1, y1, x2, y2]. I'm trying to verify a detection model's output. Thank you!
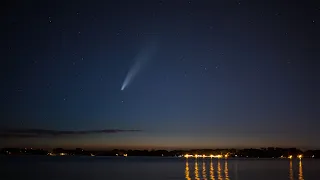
[0, 133, 39, 138]
[0, 128, 141, 138]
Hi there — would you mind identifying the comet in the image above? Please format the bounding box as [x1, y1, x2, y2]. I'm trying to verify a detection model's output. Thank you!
[121, 41, 157, 91]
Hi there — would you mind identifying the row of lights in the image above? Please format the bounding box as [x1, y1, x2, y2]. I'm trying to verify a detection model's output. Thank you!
[116, 153, 128, 157]
[185, 154, 305, 159]
[289, 155, 303, 159]
[184, 154, 228, 158]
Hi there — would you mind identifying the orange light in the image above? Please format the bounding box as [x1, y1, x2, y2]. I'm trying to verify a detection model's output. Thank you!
[184, 154, 191, 158]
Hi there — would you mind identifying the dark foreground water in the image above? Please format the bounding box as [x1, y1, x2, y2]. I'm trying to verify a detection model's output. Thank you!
[1, 156, 319, 180]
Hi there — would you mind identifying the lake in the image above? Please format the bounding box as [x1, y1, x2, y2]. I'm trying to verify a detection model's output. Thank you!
[1, 156, 319, 180]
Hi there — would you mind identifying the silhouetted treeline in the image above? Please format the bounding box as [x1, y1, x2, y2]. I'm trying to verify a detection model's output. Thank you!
[1, 147, 320, 158]
[235, 148, 303, 158]
[1, 148, 48, 155]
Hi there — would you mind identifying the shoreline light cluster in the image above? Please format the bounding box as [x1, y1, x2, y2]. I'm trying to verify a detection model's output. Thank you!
[184, 154, 303, 159]
[184, 154, 227, 158]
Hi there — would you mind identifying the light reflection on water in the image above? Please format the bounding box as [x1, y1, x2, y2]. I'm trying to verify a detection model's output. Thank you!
[217, 160, 222, 180]
[1, 156, 314, 180]
[195, 159, 200, 180]
[202, 160, 207, 180]
[224, 160, 229, 180]
[185, 159, 306, 180]
[210, 159, 215, 180]
[299, 160, 304, 180]
[185, 159, 229, 180]
[289, 160, 294, 180]
[185, 160, 191, 180]
[289, 159, 304, 180]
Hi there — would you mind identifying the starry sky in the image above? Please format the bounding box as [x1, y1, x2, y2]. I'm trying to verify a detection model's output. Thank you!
[1, 0, 319, 149]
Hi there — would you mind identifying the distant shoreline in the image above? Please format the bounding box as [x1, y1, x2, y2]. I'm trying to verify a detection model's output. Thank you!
[1, 147, 319, 159]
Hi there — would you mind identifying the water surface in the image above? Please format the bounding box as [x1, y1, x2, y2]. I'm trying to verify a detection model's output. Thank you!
[1, 156, 319, 180]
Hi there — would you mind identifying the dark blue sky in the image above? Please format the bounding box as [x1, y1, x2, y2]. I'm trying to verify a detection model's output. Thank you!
[1, 0, 319, 149]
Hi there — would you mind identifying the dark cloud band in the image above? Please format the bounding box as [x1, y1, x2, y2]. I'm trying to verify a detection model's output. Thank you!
[0, 128, 141, 138]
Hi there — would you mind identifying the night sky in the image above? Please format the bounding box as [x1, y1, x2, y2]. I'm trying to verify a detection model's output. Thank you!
[1, 0, 319, 149]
